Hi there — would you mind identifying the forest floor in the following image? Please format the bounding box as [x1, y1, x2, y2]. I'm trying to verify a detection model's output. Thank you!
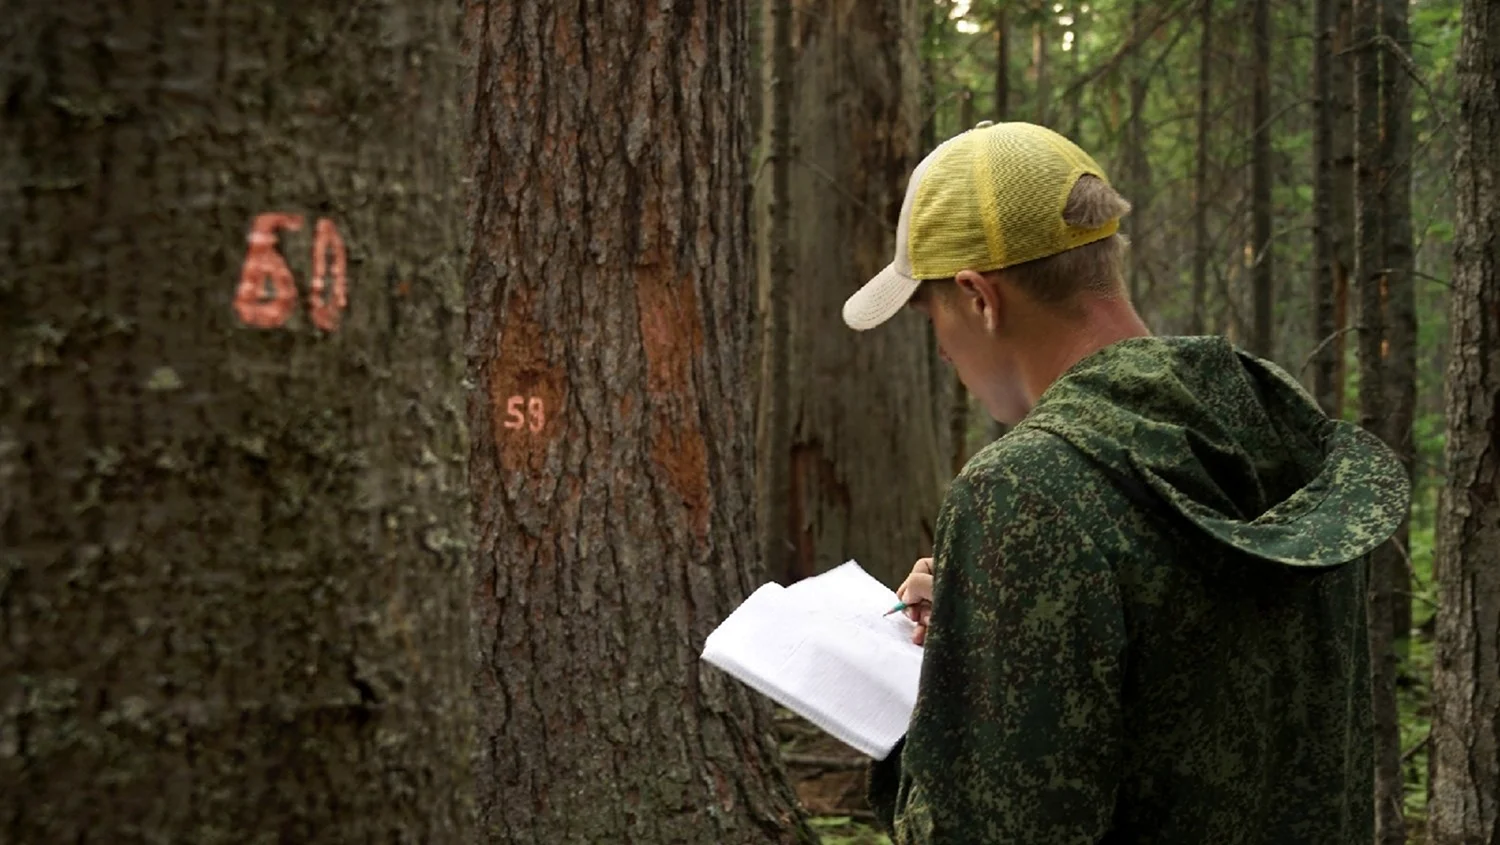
[777, 709, 891, 844]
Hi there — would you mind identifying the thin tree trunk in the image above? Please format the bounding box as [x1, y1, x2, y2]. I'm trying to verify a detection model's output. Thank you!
[1065, 0, 1085, 138]
[996, 2, 1011, 122]
[950, 89, 977, 476]
[761, 0, 795, 606]
[1380, 0, 1416, 652]
[1331, 0, 1356, 413]
[0, 4, 474, 841]
[1312, 0, 1340, 413]
[1191, 0, 1213, 335]
[1430, 1, 1500, 841]
[1124, 0, 1148, 307]
[1249, 0, 1274, 359]
[987, 3, 1015, 447]
[464, 2, 814, 842]
[784, 0, 945, 587]
[1032, 3, 1052, 126]
[1353, 0, 1407, 837]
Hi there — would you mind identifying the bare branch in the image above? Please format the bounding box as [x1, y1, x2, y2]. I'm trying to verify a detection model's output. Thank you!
[1300, 326, 1364, 377]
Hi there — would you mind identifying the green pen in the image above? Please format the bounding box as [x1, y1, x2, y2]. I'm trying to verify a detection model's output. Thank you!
[883, 599, 929, 617]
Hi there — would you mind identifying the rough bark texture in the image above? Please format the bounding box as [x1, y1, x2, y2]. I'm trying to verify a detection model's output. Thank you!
[1249, 0, 1274, 360]
[784, 0, 945, 587]
[463, 2, 814, 842]
[0, 4, 474, 842]
[1191, 0, 1213, 336]
[1353, 0, 1408, 839]
[1430, 2, 1500, 841]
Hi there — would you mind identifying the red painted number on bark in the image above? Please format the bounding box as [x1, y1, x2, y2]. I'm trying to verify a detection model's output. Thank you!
[308, 218, 349, 331]
[505, 396, 546, 433]
[234, 213, 304, 328]
[233, 213, 349, 332]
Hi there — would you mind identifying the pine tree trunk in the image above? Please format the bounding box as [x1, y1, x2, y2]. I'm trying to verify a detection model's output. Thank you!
[463, 2, 813, 842]
[1191, 0, 1214, 336]
[761, 0, 795, 601]
[784, 0, 945, 587]
[1249, 0, 1274, 359]
[996, 4, 1011, 122]
[1430, 1, 1500, 841]
[1353, 0, 1408, 839]
[1312, 0, 1340, 414]
[1124, 0, 1152, 310]
[950, 89, 977, 475]
[1379, 0, 1416, 652]
[0, 4, 474, 841]
[1031, 3, 1052, 126]
[1331, 0, 1356, 413]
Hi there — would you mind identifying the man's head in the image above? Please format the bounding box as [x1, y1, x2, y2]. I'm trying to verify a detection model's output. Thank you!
[842, 122, 1146, 425]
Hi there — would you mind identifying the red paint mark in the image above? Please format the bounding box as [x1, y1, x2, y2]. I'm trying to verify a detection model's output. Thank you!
[308, 218, 348, 332]
[234, 213, 304, 328]
[503, 396, 547, 433]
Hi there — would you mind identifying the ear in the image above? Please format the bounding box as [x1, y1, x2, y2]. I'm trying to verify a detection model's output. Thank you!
[953, 269, 1002, 333]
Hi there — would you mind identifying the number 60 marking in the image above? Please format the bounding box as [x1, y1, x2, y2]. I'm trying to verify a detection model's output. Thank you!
[234, 213, 348, 332]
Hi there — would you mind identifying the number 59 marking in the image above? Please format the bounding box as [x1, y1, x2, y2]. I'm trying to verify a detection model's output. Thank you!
[504, 396, 546, 433]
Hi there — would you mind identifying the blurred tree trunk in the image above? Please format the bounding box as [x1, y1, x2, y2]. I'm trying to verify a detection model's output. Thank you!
[783, 0, 944, 586]
[759, 0, 795, 620]
[0, 4, 473, 841]
[1353, 0, 1407, 839]
[464, 2, 814, 842]
[996, 2, 1012, 122]
[1249, 0, 1273, 359]
[1123, 0, 1152, 309]
[1191, 0, 1213, 334]
[1331, 0, 1356, 413]
[1312, 0, 1340, 414]
[1064, 0, 1085, 138]
[1031, 2, 1052, 126]
[950, 89, 977, 476]
[1380, 0, 1416, 651]
[1431, 5, 1500, 841]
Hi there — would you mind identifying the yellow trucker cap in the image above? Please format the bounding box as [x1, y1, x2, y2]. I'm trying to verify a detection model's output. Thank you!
[842, 121, 1121, 331]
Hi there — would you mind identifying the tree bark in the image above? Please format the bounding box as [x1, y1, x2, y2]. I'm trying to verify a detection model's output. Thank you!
[783, 0, 945, 587]
[1430, 1, 1500, 841]
[1031, 3, 1052, 126]
[1331, 0, 1356, 413]
[1379, 0, 1416, 651]
[1312, 0, 1340, 414]
[1353, 0, 1408, 838]
[1, 4, 474, 842]
[760, 0, 795, 616]
[464, 2, 813, 842]
[996, 3, 1012, 122]
[1249, 0, 1274, 359]
[950, 89, 977, 476]
[1191, 0, 1213, 336]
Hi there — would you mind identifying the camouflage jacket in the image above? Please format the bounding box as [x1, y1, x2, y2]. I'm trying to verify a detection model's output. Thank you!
[868, 336, 1408, 844]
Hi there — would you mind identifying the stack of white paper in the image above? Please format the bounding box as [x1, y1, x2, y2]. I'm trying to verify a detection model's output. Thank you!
[700, 561, 924, 760]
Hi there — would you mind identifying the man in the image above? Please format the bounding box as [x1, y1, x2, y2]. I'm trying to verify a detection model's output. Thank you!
[843, 121, 1408, 843]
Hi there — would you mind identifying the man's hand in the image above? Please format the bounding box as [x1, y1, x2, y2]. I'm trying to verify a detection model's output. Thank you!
[896, 557, 934, 645]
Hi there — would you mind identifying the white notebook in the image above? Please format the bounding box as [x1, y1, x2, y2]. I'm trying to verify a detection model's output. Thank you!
[700, 561, 924, 760]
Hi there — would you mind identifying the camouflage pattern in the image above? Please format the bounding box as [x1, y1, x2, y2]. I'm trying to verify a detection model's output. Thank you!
[867, 335, 1409, 844]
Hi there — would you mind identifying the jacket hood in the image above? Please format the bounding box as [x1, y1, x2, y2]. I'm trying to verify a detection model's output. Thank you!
[1017, 336, 1409, 568]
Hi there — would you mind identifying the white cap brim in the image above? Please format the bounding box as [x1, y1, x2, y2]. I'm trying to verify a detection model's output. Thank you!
[842, 263, 922, 331]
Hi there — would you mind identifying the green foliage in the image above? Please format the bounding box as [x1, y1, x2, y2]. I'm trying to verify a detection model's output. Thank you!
[810, 815, 892, 845]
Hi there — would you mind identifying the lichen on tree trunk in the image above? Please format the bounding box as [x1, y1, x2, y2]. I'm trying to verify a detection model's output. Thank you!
[0, 4, 474, 841]
[463, 2, 814, 842]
